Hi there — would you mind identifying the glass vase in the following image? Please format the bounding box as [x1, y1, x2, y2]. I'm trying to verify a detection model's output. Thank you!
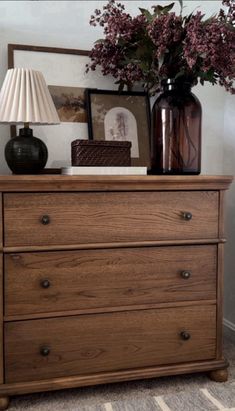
[151, 79, 202, 174]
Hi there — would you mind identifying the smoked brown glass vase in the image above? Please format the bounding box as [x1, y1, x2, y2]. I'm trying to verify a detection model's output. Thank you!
[150, 79, 202, 174]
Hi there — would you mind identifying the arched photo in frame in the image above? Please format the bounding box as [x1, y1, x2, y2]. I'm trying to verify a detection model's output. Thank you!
[86, 89, 151, 168]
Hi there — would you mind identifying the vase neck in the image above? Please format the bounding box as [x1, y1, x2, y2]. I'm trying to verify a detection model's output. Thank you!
[162, 79, 192, 92]
[19, 127, 33, 137]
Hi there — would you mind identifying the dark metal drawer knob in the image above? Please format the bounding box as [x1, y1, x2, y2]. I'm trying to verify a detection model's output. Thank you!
[181, 271, 191, 279]
[180, 331, 191, 341]
[41, 215, 50, 225]
[40, 347, 50, 356]
[40, 279, 51, 289]
[182, 211, 192, 221]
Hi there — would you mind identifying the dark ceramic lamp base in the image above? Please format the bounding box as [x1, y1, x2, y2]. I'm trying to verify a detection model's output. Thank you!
[5, 127, 48, 174]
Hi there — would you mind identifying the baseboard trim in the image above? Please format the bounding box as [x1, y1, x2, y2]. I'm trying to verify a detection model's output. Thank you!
[223, 318, 235, 332]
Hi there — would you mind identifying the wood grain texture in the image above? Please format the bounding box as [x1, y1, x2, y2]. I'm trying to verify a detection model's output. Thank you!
[4, 300, 217, 322]
[0, 359, 229, 396]
[0, 194, 2, 250]
[0, 175, 232, 401]
[4, 191, 219, 247]
[5, 305, 216, 383]
[0, 175, 233, 192]
[5, 245, 217, 316]
[0, 255, 3, 384]
[3, 238, 225, 254]
[219, 190, 225, 238]
[217, 243, 224, 359]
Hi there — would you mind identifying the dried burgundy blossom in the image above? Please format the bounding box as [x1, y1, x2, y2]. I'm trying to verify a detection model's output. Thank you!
[87, 0, 235, 94]
[222, 0, 235, 25]
[184, 11, 235, 92]
[148, 13, 183, 58]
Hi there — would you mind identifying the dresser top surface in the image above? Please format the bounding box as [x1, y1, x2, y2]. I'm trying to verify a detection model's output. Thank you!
[0, 174, 233, 192]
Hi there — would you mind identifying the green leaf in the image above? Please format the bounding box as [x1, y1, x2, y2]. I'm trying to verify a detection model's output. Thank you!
[139, 7, 153, 22]
[152, 5, 163, 14]
[175, 69, 186, 79]
[183, 12, 193, 24]
[115, 80, 125, 92]
[158, 54, 165, 70]
[203, 14, 215, 24]
[178, 0, 183, 14]
[224, 23, 235, 33]
[152, 3, 175, 16]
[94, 38, 104, 44]
[118, 83, 125, 92]
[162, 2, 175, 14]
[198, 68, 218, 85]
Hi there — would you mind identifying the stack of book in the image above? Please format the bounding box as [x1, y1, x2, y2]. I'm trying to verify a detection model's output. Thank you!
[61, 166, 147, 175]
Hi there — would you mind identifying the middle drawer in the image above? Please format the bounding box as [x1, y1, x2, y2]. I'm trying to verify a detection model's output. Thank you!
[5, 245, 217, 316]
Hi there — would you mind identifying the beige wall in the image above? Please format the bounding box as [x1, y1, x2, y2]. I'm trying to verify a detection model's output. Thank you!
[223, 94, 235, 330]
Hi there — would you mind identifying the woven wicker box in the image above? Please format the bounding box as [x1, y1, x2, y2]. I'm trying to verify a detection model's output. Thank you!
[71, 139, 132, 167]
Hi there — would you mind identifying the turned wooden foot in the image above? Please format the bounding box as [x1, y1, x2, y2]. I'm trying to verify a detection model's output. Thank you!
[209, 368, 228, 382]
[0, 397, 9, 410]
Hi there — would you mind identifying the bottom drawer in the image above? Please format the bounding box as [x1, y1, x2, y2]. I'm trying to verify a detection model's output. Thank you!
[5, 305, 216, 383]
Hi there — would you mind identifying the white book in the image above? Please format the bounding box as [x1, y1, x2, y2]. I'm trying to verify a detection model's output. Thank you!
[61, 166, 147, 176]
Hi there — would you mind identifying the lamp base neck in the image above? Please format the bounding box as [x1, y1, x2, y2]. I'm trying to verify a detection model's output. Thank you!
[19, 127, 33, 137]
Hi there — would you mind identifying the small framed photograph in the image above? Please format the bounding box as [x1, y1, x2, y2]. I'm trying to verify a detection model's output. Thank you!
[86, 89, 151, 168]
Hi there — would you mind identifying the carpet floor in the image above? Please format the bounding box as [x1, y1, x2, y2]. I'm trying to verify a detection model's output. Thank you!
[9, 331, 235, 411]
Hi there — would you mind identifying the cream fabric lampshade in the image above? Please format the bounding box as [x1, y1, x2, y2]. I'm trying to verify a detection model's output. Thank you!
[0, 68, 60, 125]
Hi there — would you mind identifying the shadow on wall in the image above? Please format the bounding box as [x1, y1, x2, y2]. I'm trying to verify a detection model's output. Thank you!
[0, 124, 11, 174]
[224, 141, 235, 326]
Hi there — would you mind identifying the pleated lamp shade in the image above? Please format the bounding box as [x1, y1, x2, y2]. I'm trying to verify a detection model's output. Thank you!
[0, 68, 60, 125]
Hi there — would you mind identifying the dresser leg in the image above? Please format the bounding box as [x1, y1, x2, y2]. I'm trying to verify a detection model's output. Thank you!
[0, 397, 9, 410]
[209, 368, 228, 382]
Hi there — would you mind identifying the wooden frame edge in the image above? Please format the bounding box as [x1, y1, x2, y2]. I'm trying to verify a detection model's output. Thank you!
[85, 88, 151, 169]
[7, 43, 90, 142]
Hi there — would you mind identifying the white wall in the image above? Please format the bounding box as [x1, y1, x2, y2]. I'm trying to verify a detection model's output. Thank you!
[0, 1, 234, 323]
[223, 93, 235, 328]
[0, 0, 227, 172]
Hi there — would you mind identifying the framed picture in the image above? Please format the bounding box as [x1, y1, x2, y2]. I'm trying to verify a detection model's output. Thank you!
[86, 89, 151, 168]
[8, 44, 116, 169]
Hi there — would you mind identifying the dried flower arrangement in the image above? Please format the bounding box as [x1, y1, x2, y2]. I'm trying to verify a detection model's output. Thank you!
[86, 0, 235, 94]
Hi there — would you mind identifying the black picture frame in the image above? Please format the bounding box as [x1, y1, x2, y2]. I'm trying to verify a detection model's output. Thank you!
[86, 89, 151, 168]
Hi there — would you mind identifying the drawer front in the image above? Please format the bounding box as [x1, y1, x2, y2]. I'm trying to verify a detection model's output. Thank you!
[5, 246, 217, 316]
[4, 191, 218, 247]
[5, 305, 216, 383]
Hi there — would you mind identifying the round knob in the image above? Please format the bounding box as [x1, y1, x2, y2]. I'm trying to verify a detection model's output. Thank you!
[40, 279, 50, 289]
[182, 212, 192, 221]
[181, 271, 191, 279]
[40, 347, 50, 356]
[41, 215, 50, 225]
[180, 331, 191, 341]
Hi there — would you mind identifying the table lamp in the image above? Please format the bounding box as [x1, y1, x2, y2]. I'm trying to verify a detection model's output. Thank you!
[0, 68, 60, 174]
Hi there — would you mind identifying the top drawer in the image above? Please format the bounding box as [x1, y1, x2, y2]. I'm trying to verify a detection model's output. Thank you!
[3, 191, 219, 247]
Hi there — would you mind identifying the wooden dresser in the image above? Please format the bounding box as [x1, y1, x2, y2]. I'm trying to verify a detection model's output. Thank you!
[0, 175, 233, 409]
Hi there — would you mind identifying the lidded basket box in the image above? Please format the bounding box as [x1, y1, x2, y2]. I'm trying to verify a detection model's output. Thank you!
[71, 139, 131, 167]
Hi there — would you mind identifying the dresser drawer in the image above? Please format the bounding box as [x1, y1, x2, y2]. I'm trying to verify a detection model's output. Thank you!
[5, 305, 216, 383]
[5, 245, 217, 316]
[3, 191, 218, 247]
